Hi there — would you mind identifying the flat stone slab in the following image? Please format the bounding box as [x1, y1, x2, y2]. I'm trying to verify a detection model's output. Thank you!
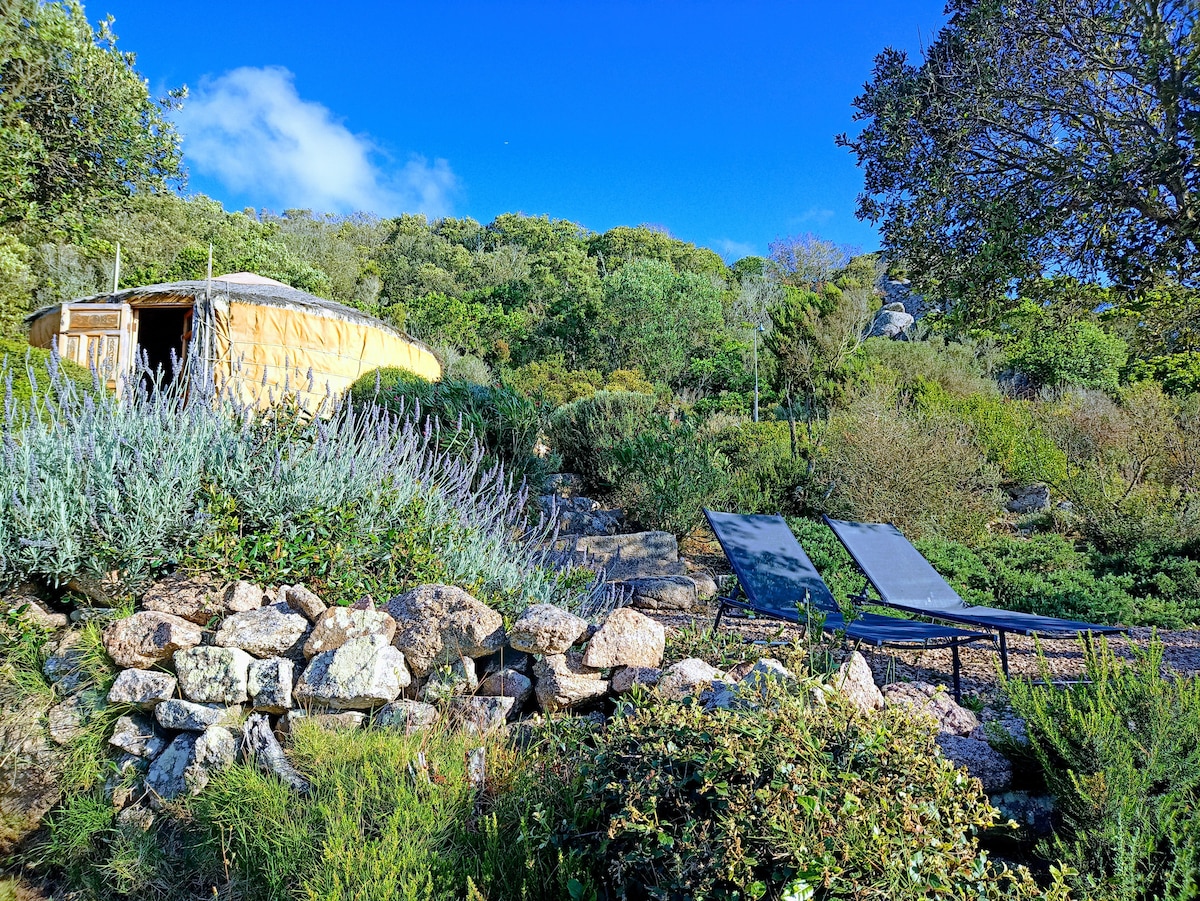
[572, 531, 686, 581]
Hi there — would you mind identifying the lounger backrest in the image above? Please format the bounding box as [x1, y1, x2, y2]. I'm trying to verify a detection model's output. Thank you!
[703, 509, 840, 618]
[823, 516, 964, 611]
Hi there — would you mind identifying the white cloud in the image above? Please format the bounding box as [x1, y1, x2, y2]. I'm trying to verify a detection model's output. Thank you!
[176, 66, 457, 217]
[713, 238, 759, 262]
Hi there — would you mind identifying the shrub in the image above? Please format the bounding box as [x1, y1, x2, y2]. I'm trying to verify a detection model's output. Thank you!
[546, 390, 659, 492]
[1006, 638, 1200, 900]
[1, 339, 96, 417]
[565, 684, 1056, 900]
[709, 419, 807, 514]
[811, 387, 1002, 542]
[859, 334, 1000, 400]
[1009, 319, 1127, 392]
[2, 363, 593, 616]
[608, 417, 731, 536]
[350, 367, 549, 489]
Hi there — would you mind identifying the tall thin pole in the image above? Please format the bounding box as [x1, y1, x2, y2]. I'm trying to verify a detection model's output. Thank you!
[112, 242, 121, 293]
[753, 326, 760, 423]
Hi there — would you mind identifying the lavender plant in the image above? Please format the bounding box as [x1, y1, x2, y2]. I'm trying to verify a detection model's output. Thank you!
[0, 352, 600, 615]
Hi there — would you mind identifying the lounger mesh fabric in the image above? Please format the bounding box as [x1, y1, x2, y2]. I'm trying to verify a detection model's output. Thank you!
[703, 510, 985, 647]
[823, 517, 1126, 637]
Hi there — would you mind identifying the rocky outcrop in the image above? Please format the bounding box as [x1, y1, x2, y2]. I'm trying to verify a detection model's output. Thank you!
[174, 646, 253, 705]
[936, 734, 1014, 794]
[387, 585, 505, 676]
[582, 608, 664, 669]
[573, 531, 687, 580]
[303, 606, 396, 658]
[108, 669, 177, 710]
[103, 612, 204, 669]
[294, 635, 411, 710]
[657, 658, 725, 702]
[375, 700, 439, 734]
[532, 652, 607, 712]
[508, 604, 588, 656]
[832, 652, 884, 714]
[882, 681, 979, 736]
[213, 603, 310, 659]
[624, 576, 699, 612]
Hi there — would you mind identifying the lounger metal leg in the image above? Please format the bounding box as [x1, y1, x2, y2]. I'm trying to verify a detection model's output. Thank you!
[951, 641, 962, 703]
[998, 631, 1010, 678]
[714, 602, 726, 631]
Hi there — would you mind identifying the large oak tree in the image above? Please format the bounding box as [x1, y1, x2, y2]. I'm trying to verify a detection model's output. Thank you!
[840, 0, 1199, 313]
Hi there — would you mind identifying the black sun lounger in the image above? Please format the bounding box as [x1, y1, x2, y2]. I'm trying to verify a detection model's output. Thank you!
[822, 516, 1128, 676]
[704, 509, 990, 700]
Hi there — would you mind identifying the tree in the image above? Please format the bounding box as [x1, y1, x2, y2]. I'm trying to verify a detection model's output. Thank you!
[840, 0, 1200, 311]
[766, 284, 872, 456]
[0, 0, 183, 235]
[601, 258, 724, 384]
[767, 233, 855, 289]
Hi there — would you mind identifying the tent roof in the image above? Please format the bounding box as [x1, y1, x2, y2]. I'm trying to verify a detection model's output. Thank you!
[24, 274, 427, 349]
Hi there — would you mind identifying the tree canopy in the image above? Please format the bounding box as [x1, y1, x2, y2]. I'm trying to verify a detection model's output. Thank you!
[841, 0, 1200, 309]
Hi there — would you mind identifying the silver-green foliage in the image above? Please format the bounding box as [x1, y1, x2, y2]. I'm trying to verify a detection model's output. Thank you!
[0, 355, 591, 614]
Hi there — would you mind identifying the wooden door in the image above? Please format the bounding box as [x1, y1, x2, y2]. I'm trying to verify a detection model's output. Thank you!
[58, 303, 133, 391]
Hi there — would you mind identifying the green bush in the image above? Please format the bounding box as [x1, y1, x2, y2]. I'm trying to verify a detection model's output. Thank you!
[812, 387, 1002, 542]
[709, 419, 806, 514]
[564, 685, 1056, 900]
[1007, 639, 1200, 900]
[858, 335, 1000, 400]
[2, 367, 589, 616]
[1009, 319, 1127, 392]
[0, 338, 95, 415]
[350, 367, 549, 489]
[546, 390, 660, 492]
[608, 417, 731, 536]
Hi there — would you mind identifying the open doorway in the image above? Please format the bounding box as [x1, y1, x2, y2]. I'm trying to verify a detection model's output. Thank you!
[135, 306, 192, 387]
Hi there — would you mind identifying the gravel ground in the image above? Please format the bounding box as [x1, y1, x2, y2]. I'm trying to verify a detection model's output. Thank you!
[656, 597, 1196, 704]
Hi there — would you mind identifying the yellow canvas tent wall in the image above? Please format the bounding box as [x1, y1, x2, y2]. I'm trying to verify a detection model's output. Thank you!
[25, 272, 440, 408]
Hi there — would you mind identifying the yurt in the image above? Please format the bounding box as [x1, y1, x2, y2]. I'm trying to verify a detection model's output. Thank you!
[25, 272, 440, 409]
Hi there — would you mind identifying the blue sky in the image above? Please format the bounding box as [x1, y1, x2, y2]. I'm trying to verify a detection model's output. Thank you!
[98, 0, 948, 262]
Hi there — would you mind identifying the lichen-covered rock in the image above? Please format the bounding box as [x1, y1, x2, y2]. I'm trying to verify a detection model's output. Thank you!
[477, 668, 533, 705]
[623, 576, 699, 612]
[936, 734, 1014, 794]
[375, 700, 440, 734]
[139, 572, 227, 624]
[42, 632, 91, 694]
[282, 584, 327, 622]
[303, 606, 396, 658]
[103, 612, 203, 669]
[214, 603, 310, 659]
[247, 657, 294, 713]
[47, 689, 106, 745]
[294, 635, 411, 710]
[740, 657, 794, 689]
[420, 656, 478, 703]
[6, 588, 67, 630]
[832, 652, 883, 714]
[689, 571, 719, 601]
[610, 665, 662, 694]
[225, 580, 269, 613]
[109, 714, 166, 759]
[450, 696, 515, 733]
[882, 681, 979, 736]
[386, 585, 505, 675]
[144, 726, 235, 803]
[0, 711, 66, 853]
[174, 646, 253, 704]
[154, 699, 243, 732]
[532, 651, 607, 712]
[582, 607, 664, 669]
[656, 658, 725, 702]
[107, 668, 177, 710]
[507, 604, 588, 656]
